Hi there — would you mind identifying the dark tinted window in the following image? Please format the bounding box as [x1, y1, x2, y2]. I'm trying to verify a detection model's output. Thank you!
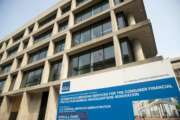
[120, 38, 135, 64]
[117, 12, 127, 29]
[1, 63, 11, 74]
[0, 80, 5, 93]
[39, 12, 57, 28]
[49, 61, 62, 81]
[22, 67, 43, 87]
[73, 18, 112, 46]
[114, 0, 124, 5]
[58, 20, 68, 32]
[34, 28, 52, 43]
[29, 47, 48, 63]
[54, 40, 65, 53]
[69, 43, 115, 76]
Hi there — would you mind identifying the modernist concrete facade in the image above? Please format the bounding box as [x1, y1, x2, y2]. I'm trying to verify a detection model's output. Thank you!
[172, 57, 180, 85]
[0, 0, 158, 119]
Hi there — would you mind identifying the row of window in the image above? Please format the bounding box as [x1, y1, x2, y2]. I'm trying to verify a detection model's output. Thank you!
[0, 37, 135, 93]
[0, 12, 127, 75]
[73, 18, 112, 45]
[75, 0, 109, 24]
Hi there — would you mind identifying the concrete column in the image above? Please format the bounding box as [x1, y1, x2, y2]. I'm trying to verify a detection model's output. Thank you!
[17, 92, 42, 120]
[47, 41, 54, 57]
[2, 42, 7, 50]
[113, 36, 123, 66]
[7, 38, 13, 47]
[41, 61, 50, 84]
[45, 87, 58, 120]
[52, 22, 59, 35]
[33, 22, 39, 32]
[57, 8, 62, 18]
[27, 36, 34, 47]
[133, 40, 145, 61]
[11, 58, 18, 71]
[21, 53, 28, 67]
[13, 71, 23, 90]
[1, 51, 7, 61]
[24, 28, 29, 37]
[18, 41, 24, 52]
[127, 14, 136, 26]
[60, 54, 69, 79]
[65, 31, 72, 50]
[110, 11, 118, 32]
[109, 0, 115, 8]
[69, 12, 74, 27]
[71, 0, 76, 10]
[16, 92, 30, 120]
[0, 96, 11, 120]
[2, 75, 11, 93]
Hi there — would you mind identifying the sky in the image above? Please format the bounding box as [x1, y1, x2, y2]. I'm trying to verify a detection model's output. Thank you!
[0, 0, 179, 58]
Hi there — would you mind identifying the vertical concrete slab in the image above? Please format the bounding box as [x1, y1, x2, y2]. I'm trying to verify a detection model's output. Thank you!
[60, 54, 69, 79]
[13, 71, 23, 90]
[0, 96, 11, 120]
[2, 75, 11, 93]
[133, 40, 145, 61]
[45, 87, 58, 120]
[41, 61, 50, 84]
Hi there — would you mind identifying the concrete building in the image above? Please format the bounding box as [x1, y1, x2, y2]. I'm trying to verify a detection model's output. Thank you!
[0, 0, 158, 119]
[172, 57, 180, 85]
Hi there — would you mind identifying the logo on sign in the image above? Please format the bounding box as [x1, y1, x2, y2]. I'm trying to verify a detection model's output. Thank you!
[62, 81, 70, 92]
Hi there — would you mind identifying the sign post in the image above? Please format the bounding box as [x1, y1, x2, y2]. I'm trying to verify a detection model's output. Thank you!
[57, 60, 180, 120]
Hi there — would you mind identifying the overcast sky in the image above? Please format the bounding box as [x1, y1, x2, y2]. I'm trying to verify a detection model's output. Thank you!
[0, 0, 179, 58]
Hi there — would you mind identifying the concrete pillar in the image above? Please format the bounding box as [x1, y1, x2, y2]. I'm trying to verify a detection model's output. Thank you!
[60, 54, 69, 79]
[133, 40, 145, 61]
[47, 41, 54, 57]
[18, 41, 24, 52]
[1, 51, 7, 61]
[52, 22, 59, 35]
[110, 11, 118, 32]
[27, 36, 34, 47]
[113, 36, 123, 66]
[13, 71, 23, 90]
[2, 75, 11, 93]
[57, 8, 62, 18]
[2, 42, 7, 50]
[41, 61, 50, 84]
[69, 12, 74, 27]
[33, 22, 39, 32]
[45, 87, 58, 120]
[65, 31, 72, 50]
[7, 38, 13, 47]
[24, 28, 29, 37]
[71, 0, 76, 10]
[127, 14, 136, 26]
[0, 96, 11, 120]
[11, 58, 18, 71]
[17, 92, 42, 120]
[21, 53, 28, 67]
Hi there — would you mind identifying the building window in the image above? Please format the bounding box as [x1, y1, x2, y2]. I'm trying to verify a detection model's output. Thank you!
[49, 61, 62, 81]
[69, 43, 115, 76]
[73, 18, 112, 46]
[34, 28, 52, 43]
[75, 0, 109, 24]
[54, 40, 65, 53]
[9, 74, 17, 91]
[38, 12, 57, 28]
[22, 67, 43, 87]
[58, 20, 68, 32]
[61, 3, 71, 15]
[114, 0, 124, 5]
[13, 32, 24, 43]
[0, 80, 5, 94]
[76, 0, 86, 6]
[7, 45, 19, 58]
[120, 38, 135, 64]
[116, 12, 127, 29]
[29, 47, 48, 63]
[1, 63, 11, 74]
